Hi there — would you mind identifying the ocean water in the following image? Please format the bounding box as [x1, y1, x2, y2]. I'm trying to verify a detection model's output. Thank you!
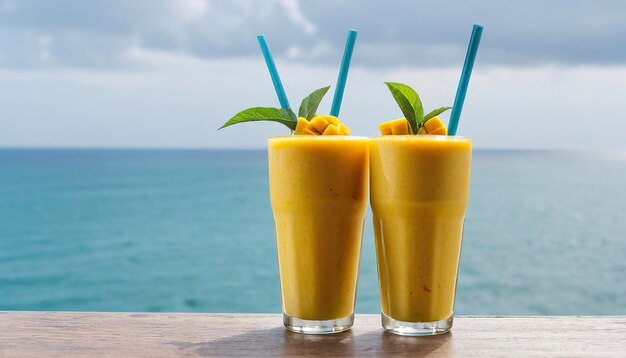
[1, 149, 625, 315]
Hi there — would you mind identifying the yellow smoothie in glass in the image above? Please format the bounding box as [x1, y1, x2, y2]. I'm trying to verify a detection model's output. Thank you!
[268, 136, 368, 324]
[370, 135, 471, 325]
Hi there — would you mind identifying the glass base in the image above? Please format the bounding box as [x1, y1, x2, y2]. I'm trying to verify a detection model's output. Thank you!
[381, 312, 453, 336]
[283, 312, 354, 334]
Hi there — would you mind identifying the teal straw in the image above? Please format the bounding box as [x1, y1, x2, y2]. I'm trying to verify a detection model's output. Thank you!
[257, 34, 291, 109]
[448, 24, 483, 136]
[330, 29, 358, 117]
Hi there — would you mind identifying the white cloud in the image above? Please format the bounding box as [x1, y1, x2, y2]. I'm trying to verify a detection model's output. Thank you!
[286, 45, 301, 60]
[3, 1, 624, 69]
[177, 0, 209, 22]
[1, 1, 625, 150]
[279, 0, 317, 35]
[1, 49, 625, 150]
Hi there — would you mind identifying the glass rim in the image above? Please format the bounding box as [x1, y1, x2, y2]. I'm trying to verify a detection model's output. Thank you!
[268, 135, 369, 140]
[268, 135, 470, 142]
[370, 135, 471, 142]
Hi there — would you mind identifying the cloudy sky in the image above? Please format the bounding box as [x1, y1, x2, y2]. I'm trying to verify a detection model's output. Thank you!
[1, 0, 626, 149]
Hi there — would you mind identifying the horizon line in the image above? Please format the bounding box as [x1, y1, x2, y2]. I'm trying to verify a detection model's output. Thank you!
[0, 146, 602, 152]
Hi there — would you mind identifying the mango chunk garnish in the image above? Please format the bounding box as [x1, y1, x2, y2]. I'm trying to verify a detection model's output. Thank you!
[428, 126, 447, 135]
[379, 116, 448, 135]
[379, 122, 392, 135]
[389, 118, 411, 135]
[295, 117, 312, 135]
[308, 115, 330, 134]
[324, 115, 341, 126]
[421, 116, 448, 135]
[322, 124, 341, 135]
[423, 116, 445, 133]
[294, 114, 351, 136]
[379, 118, 410, 135]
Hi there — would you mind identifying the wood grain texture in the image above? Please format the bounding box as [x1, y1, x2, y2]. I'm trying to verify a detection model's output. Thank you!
[1, 312, 625, 357]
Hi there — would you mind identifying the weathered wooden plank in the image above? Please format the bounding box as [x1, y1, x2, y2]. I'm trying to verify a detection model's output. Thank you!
[0, 312, 625, 357]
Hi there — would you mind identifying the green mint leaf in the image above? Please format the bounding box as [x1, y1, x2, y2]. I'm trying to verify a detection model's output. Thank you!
[298, 86, 331, 120]
[385, 82, 423, 133]
[219, 107, 297, 131]
[285, 107, 297, 122]
[422, 106, 452, 124]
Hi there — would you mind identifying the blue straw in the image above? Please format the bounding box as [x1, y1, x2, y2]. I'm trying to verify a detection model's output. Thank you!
[257, 34, 291, 109]
[330, 29, 358, 117]
[448, 24, 483, 136]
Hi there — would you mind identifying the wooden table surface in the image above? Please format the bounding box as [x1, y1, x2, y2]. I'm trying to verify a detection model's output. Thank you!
[1, 312, 625, 357]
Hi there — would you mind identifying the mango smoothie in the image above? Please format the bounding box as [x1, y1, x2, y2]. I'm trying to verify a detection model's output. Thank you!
[268, 136, 368, 332]
[370, 135, 471, 333]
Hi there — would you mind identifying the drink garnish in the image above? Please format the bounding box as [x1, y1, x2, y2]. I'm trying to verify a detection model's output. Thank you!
[380, 82, 451, 135]
[220, 86, 351, 135]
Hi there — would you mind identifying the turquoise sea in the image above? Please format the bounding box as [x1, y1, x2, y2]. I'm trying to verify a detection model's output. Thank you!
[1, 149, 625, 315]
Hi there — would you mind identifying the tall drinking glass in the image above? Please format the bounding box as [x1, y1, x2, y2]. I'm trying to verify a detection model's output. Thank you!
[370, 135, 472, 336]
[268, 136, 369, 334]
